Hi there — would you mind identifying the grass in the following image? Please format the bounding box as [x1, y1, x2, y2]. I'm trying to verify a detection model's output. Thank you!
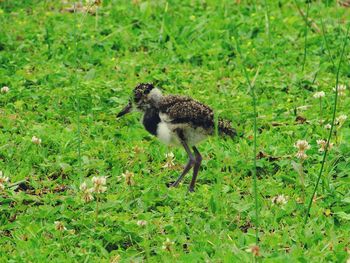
[233, 31, 260, 245]
[304, 21, 350, 226]
[0, 0, 350, 262]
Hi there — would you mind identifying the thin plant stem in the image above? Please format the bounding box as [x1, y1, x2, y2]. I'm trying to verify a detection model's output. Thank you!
[95, 7, 98, 31]
[294, 0, 320, 33]
[95, 195, 99, 226]
[73, 5, 82, 182]
[300, 160, 305, 200]
[311, 68, 319, 85]
[59, 231, 68, 253]
[304, 22, 350, 225]
[263, 0, 271, 47]
[159, 2, 169, 43]
[73, 2, 97, 182]
[319, 98, 323, 124]
[320, 18, 336, 68]
[45, 21, 52, 59]
[130, 185, 135, 201]
[233, 32, 260, 244]
[302, 1, 310, 71]
[252, 0, 257, 12]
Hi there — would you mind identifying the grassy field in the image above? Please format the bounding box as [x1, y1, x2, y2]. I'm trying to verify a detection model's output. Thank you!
[0, 0, 350, 262]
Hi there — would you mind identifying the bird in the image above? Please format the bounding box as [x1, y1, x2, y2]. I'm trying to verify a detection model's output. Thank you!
[117, 83, 236, 192]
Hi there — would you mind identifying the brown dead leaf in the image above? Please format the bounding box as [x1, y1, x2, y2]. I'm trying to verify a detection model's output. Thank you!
[256, 151, 280, 162]
[295, 115, 308, 124]
[339, 0, 350, 7]
[61, 3, 97, 15]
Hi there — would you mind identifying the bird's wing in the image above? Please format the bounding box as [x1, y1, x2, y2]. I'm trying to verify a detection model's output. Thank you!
[158, 95, 214, 129]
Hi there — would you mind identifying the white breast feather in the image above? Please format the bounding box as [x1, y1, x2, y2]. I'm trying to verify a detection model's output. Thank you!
[157, 113, 209, 146]
[159, 112, 172, 122]
[157, 122, 173, 145]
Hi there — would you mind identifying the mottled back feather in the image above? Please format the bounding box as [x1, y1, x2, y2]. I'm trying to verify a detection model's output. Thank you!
[158, 95, 214, 129]
[218, 119, 237, 138]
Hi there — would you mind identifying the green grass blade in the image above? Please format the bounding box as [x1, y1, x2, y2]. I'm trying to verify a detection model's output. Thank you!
[293, 0, 311, 71]
[304, 22, 350, 225]
[233, 30, 260, 244]
[263, 0, 271, 47]
[302, 1, 310, 71]
[73, 4, 82, 180]
[320, 18, 336, 68]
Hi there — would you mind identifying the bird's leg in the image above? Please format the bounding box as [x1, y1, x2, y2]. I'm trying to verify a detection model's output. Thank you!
[170, 131, 195, 188]
[189, 146, 202, 192]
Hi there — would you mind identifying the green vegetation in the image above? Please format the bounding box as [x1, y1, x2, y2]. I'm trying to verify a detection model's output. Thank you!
[0, 0, 349, 262]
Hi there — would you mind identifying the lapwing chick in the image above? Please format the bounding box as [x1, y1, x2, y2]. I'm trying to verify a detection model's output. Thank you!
[117, 83, 236, 192]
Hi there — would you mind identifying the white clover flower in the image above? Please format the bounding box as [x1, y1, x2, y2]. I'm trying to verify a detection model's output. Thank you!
[295, 140, 310, 151]
[1, 86, 9, 93]
[324, 123, 332, 130]
[83, 188, 94, 202]
[54, 221, 67, 231]
[271, 194, 288, 205]
[0, 171, 9, 191]
[92, 176, 106, 186]
[163, 152, 175, 168]
[31, 136, 42, 145]
[79, 182, 88, 192]
[166, 152, 175, 159]
[295, 151, 307, 160]
[333, 84, 347, 96]
[0, 172, 9, 184]
[316, 139, 334, 152]
[336, 114, 347, 126]
[162, 238, 174, 251]
[137, 220, 147, 227]
[294, 140, 310, 160]
[294, 140, 311, 152]
[317, 139, 327, 152]
[79, 181, 95, 202]
[91, 176, 107, 193]
[275, 195, 288, 205]
[313, 91, 325, 99]
[121, 171, 134, 186]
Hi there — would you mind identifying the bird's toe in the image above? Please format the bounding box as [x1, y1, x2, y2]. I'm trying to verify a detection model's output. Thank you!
[166, 181, 177, 188]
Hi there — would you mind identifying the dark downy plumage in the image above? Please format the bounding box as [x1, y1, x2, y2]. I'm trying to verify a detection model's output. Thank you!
[159, 95, 236, 139]
[117, 83, 237, 191]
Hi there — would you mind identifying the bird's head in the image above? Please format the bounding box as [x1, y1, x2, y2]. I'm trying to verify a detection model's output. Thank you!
[117, 83, 163, 117]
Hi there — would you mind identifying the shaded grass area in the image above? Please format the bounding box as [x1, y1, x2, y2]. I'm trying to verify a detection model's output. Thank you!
[0, 0, 350, 261]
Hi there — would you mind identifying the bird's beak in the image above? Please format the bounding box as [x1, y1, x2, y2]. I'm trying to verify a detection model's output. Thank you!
[117, 100, 132, 118]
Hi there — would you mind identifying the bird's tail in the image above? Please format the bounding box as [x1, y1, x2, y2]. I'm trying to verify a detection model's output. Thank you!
[218, 118, 237, 138]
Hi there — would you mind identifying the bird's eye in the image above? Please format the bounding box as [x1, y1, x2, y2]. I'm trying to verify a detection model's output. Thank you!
[134, 92, 142, 102]
[144, 89, 150, 95]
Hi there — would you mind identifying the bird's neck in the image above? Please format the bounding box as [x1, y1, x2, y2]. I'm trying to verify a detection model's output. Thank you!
[142, 107, 160, 136]
[149, 88, 163, 106]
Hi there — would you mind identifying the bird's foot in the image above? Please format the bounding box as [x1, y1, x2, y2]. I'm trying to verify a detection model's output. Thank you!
[166, 181, 177, 188]
[188, 187, 195, 193]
